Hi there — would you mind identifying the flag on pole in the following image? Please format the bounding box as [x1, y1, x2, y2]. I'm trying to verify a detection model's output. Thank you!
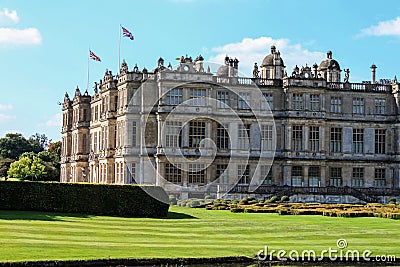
[89, 50, 101, 62]
[121, 26, 134, 40]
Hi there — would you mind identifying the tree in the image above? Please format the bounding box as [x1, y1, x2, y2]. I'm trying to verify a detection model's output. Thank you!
[7, 156, 46, 181]
[0, 158, 14, 179]
[29, 133, 50, 153]
[0, 133, 33, 160]
[16, 151, 59, 181]
[48, 141, 61, 158]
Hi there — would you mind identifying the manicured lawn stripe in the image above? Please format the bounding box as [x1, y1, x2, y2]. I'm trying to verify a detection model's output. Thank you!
[0, 207, 399, 262]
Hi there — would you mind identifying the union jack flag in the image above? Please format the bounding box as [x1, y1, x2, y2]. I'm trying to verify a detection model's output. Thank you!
[89, 50, 101, 62]
[121, 26, 134, 40]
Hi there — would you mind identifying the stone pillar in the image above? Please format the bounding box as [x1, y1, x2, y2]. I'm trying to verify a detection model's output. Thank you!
[371, 64, 377, 84]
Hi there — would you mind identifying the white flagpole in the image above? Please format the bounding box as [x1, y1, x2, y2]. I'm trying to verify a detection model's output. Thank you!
[86, 49, 90, 91]
[118, 25, 121, 73]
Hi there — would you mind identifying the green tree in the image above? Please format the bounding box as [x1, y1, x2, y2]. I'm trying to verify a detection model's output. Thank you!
[17, 151, 59, 181]
[7, 156, 47, 181]
[29, 133, 50, 153]
[0, 158, 14, 179]
[48, 141, 61, 158]
[0, 133, 33, 160]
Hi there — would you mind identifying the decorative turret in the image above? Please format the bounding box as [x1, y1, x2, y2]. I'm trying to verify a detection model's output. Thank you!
[260, 45, 285, 79]
[318, 51, 341, 82]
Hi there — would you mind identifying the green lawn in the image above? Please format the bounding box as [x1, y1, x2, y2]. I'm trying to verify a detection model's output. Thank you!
[0, 206, 399, 262]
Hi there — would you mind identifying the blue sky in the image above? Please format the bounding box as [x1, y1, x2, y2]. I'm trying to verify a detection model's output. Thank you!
[1, 0, 400, 141]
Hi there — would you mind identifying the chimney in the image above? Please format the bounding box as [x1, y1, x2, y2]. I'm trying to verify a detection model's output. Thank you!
[371, 64, 377, 84]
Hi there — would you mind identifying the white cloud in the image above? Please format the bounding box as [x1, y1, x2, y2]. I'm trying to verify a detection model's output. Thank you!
[0, 104, 13, 111]
[358, 16, 400, 37]
[0, 27, 42, 46]
[0, 8, 19, 25]
[0, 114, 14, 124]
[38, 113, 62, 127]
[208, 36, 325, 76]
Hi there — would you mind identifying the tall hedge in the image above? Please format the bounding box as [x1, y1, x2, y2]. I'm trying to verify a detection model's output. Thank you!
[0, 181, 169, 218]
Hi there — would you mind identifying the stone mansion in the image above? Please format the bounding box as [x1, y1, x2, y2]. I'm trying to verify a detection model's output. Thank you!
[61, 45, 400, 200]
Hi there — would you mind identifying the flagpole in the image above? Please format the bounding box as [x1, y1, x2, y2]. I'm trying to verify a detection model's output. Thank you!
[86, 49, 90, 91]
[118, 24, 121, 74]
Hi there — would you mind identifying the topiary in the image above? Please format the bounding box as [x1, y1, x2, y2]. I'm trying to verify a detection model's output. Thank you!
[280, 195, 290, 202]
[169, 195, 177, 205]
[269, 196, 278, 203]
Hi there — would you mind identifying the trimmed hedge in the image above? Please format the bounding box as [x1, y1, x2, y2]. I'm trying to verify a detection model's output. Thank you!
[0, 181, 169, 218]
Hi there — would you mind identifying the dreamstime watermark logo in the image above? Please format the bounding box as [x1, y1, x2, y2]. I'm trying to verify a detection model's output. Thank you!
[256, 238, 396, 263]
[125, 60, 276, 203]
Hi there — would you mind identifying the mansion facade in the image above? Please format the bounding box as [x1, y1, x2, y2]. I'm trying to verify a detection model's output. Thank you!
[61, 46, 400, 199]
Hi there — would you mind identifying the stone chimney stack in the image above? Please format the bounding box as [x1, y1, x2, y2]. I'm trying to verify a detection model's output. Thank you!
[371, 64, 377, 84]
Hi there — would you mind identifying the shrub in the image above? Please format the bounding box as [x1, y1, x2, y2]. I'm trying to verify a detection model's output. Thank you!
[169, 195, 177, 205]
[0, 181, 169, 217]
[230, 207, 244, 213]
[280, 195, 289, 202]
[269, 196, 278, 203]
[189, 200, 201, 208]
[204, 195, 213, 200]
[389, 198, 397, 204]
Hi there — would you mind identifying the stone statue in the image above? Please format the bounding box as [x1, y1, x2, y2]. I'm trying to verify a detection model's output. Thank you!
[344, 69, 350, 83]
[252, 63, 259, 78]
[93, 82, 98, 93]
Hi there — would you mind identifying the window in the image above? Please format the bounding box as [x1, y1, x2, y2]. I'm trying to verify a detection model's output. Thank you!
[374, 168, 386, 187]
[216, 164, 228, 184]
[375, 129, 386, 154]
[352, 129, 364, 154]
[329, 167, 342, 186]
[374, 99, 386, 115]
[309, 126, 319, 152]
[330, 128, 342, 153]
[165, 121, 182, 147]
[292, 93, 303, 110]
[310, 94, 320, 111]
[95, 106, 99, 121]
[352, 168, 364, 187]
[261, 165, 272, 185]
[132, 122, 136, 147]
[129, 163, 136, 183]
[166, 88, 183, 105]
[165, 163, 182, 184]
[330, 97, 342, 113]
[238, 124, 251, 150]
[261, 125, 273, 151]
[217, 123, 229, 150]
[238, 92, 250, 110]
[238, 164, 250, 184]
[352, 97, 364, 114]
[217, 91, 229, 109]
[292, 125, 303, 151]
[189, 88, 206, 106]
[189, 121, 205, 148]
[291, 166, 302, 186]
[309, 166, 320, 187]
[188, 163, 205, 184]
[261, 93, 273, 110]
[93, 132, 98, 153]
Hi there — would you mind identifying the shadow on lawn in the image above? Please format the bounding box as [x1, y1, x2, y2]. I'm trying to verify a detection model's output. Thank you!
[167, 211, 197, 219]
[0, 210, 92, 221]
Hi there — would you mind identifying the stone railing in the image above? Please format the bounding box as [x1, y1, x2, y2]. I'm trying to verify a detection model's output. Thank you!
[229, 185, 400, 202]
[213, 76, 282, 86]
[327, 82, 392, 92]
